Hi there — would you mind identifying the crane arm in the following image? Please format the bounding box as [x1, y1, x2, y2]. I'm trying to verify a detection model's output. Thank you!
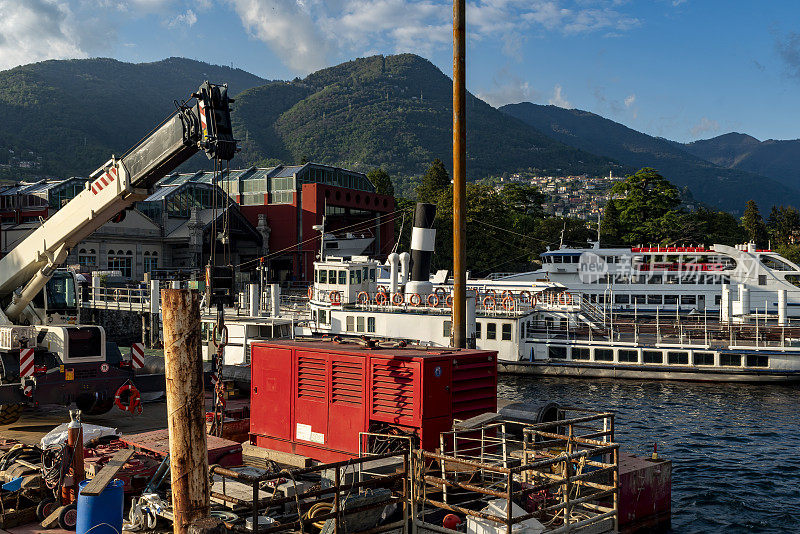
[0, 82, 236, 322]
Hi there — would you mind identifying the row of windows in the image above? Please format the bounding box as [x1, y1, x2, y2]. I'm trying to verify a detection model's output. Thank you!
[547, 346, 769, 367]
[588, 293, 713, 306]
[315, 267, 377, 285]
[345, 315, 376, 333]
[588, 274, 730, 285]
[475, 321, 513, 341]
[77, 249, 159, 274]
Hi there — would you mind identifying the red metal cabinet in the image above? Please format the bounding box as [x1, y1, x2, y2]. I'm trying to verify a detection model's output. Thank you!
[250, 347, 293, 440]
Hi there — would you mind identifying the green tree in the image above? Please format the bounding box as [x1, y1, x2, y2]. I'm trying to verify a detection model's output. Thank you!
[499, 183, 545, 218]
[367, 168, 395, 197]
[600, 199, 622, 244]
[741, 200, 768, 247]
[609, 167, 681, 243]
[417, 159, 451, 202]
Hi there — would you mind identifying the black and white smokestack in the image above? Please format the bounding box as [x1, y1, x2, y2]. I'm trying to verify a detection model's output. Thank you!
[410, 203, 437, 282]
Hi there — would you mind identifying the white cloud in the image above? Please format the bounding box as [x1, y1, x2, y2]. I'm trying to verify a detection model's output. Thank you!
[168, 8, 197, 28]
[690, 116, 719, 138]
[477, 68, 538, 107]
[548, 84, 571, 108]
[624, 94, 635, 107]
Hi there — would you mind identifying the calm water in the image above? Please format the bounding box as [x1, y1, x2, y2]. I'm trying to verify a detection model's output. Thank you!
[498, 375, 800, 534]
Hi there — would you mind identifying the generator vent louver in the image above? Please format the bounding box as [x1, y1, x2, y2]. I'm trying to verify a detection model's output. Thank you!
[452, 359, 496, 419]
[371, 361, 415, 418]
[297, 355, 326, 400]
[332, 360, 363, 405]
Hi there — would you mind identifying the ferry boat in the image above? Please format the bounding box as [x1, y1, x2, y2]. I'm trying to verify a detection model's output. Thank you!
[495, 242, 800, 317]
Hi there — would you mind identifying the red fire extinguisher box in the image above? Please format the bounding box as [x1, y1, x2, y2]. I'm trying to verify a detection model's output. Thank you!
[250, 340, 498, 463]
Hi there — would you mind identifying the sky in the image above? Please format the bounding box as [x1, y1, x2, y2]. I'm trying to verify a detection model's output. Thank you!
[2, 0, 800, 143]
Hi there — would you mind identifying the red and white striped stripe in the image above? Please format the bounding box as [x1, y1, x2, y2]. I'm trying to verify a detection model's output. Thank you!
[19, 348, 34, 397]
[91, 166, 118, 195]
[131, 343, 144, 369]
[198, 100, 208, 131]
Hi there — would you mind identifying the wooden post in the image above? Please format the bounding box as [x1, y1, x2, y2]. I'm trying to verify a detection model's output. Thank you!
[452, 0, 467, 348]
[162, 288, 209, 534]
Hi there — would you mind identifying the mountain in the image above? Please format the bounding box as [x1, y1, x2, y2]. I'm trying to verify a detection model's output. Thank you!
[684, 133, 800, 192]
[232, 54, 617, 182]
[0, 57, 267, 179]
[500, 103, 800, 212]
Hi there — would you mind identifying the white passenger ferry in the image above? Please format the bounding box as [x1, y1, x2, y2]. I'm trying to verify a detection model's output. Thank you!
[496, 242, 800, 317]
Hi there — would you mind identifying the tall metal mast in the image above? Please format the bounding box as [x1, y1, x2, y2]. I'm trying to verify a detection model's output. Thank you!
[452, 0, 467, 347]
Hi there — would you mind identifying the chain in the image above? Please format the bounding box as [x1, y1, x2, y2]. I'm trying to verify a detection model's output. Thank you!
[209, 305, 228, 437]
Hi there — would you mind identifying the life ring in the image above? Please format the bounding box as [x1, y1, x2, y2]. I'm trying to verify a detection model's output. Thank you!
[558, 292, 573, 305]
[307, 286, 313, 299]
[376, 292, 388, 305]
[445, 295, 453, 307]
[483, 296, 496, 309]
[519, 290, 531, 303]
[530, 294, 538, 306]
[427, 293, 439, 307]
[392, 292, 404, 306]
[357, 291, 369, 304]
[330, 291, 341, 305]
[501, 290, 515, 300]
[409, 293, 422, 306]
[502, 296, 515, 311]
[485, 289, 497, 297]
[115, 384, 142, 414]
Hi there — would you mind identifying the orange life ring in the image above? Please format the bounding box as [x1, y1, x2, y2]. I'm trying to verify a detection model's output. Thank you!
[330, 291, 341, 305]
[357, 291, 369, 304]
[485, 289, 497, 297]
[558, 292, 573, 305]
[519, 290, 531, 303]
[115, 384, 141, 414]
[445, 295, 453, 307]
[307, 286, 313, 299]
[392, 292, 404, 306]
[409, 293, 422, 306]
[376, 292, 388, 305]
[502, 296, 515, 311]
[483, 295, 496, 309]
[501, 290, 515, 300]
[427, 293, 439, 307]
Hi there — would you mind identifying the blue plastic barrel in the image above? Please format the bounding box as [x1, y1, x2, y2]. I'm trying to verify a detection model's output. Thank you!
[77, 478, 124, 534]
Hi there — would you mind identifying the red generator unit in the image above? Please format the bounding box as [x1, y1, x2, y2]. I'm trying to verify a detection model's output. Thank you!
[249, 340, 498, 463]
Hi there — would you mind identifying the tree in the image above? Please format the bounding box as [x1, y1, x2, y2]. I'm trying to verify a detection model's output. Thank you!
[600, 199, 622, 244]
[741, 200, 768, 247]
[367, 168, 395, 197]
[417, 159, 451, 202]
[609, 167, 681, 243]
[499, 183, 545, 218]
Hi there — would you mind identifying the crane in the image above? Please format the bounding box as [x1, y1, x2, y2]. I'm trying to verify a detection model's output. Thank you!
[0, 81, 236, 423]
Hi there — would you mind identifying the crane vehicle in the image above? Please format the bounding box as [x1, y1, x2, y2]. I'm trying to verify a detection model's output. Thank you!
[0, 82, 236, 423]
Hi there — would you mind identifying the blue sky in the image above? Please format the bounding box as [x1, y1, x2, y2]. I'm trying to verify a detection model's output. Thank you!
[2, 0, 800, 142]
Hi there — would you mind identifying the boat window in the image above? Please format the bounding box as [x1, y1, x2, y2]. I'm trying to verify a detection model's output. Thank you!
[553, 256, 562, 263]
[502, 323, 512, 341]
[476, 322, 481, 339]
[715, 295, 722, 305]
[643, 350, 662, 364]
[633, 295, 646, 304]
[594, 348, 613, 361]
[338, 271, 347, 285]
[572, 256, 580, 263]
[327, 269, 335, 284]
[720, 353, 741, 366]
[760, 255, 796, 271]
[614, 294, 630, 304]
[350, 270, 356, 284]
[648, 275, 662, 284]
[647, 294, 662, 305]
[597, 294, 606, 304]
[356, 270, 362, 284]
[487, 323, 496, 340]
[758, 275, 767, 286]
[665, 274, 679, 284]
[346, 316, 354, 332]
[746, 354, 769, 368]
[319, 270, 327, 284]
[369, 268, 376, 281]
[693, 352, 714, 366]
[618, 350, 638, 363]
[443, 320, 452, 338]
[571, 347, 590, 360]
[549, 346, 567, 359]
[681, 295, 696, 305]
[664, 295, 678, 305]
[363, 267, 369, 281]
[667, 351, 689, 365]
[356, 316, 365, 333]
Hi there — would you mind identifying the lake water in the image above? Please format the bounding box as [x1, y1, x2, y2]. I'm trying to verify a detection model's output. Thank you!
[498, 375, 800, 534]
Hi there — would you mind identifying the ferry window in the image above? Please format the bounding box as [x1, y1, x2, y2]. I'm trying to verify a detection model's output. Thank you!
[614, 294, 630, 304]
[443, 321, 452, 338]
[648, 275, 662, 284]
[476, 322, 481, 339]
[761, 255, 795, 271]
[758, 275, 767, 286]
[369, 268, 376, 281]
[549, 346, 567, 359]
[329, 270, 337, 284]
[502, 323, 512, 341]
[746, 354, 769, 368]
[647, 294, 662, 305]
[667, 351, 689, 365]
[589, 294, 597, 303]
[665, 274, 679, 284]
[553, 256, 562, 263]
[319, 270, 327, 284]
[367, 316, 375, 333]
[338, 271, 347, 285]
[594, 349, 613, 361]
[356, 270, 362, 284]
[487, 323, 497, 340]
[572, 347, 590, 360]
[681, 295, 696, 305]
[633, 295, 646, 304]
[693, 352, 714, 366]
[715, 295, 722, 305]
[597, 294, 605, 304]
[350, 271, 356, 284]
[618, 350, 638, 363]
[664, 295, 678, 305]
[643, 350, 663, 364]
[363, 267, 369, 281]
[681, 275, 695, 284]
[357, 316, 365, 333]
[346, 316, 354, 332]
[720, 353, 741, 366]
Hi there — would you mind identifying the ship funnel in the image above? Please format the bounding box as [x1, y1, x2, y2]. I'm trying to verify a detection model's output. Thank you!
[406, 203, 436, 296]
[387, 253, 400, 295]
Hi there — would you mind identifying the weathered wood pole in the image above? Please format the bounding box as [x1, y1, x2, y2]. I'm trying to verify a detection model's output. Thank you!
[162, 288, 209, 534]
[452, 0, 467, 348]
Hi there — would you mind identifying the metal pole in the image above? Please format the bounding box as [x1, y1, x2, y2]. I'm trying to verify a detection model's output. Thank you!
[162, 288, 210, 534]
[452, 0, 467, 348]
